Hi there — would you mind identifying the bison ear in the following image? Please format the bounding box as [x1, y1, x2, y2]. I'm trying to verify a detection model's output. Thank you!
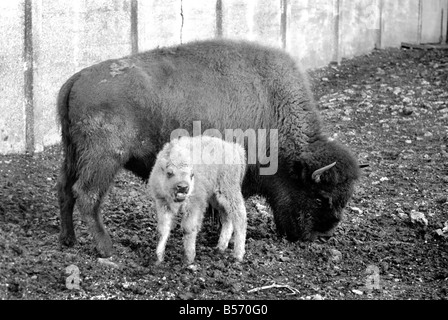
[311, 162, 337, 183]
[292, 160, 307, 180]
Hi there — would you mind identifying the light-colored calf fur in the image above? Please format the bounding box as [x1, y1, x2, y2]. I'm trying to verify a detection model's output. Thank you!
[148, 135, 247, 265]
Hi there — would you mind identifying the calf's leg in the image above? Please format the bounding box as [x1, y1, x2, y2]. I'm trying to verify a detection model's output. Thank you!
[215, 206, 234, 252]
[231, 194, 247, 262]
[181, 202, 205, 265]
[155, 200, 176, 265]
[215, 191, 247, 261]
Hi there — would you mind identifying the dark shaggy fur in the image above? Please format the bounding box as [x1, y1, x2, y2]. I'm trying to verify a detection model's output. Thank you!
[261, 140, 360, 241]
[57, 39, 360, 257]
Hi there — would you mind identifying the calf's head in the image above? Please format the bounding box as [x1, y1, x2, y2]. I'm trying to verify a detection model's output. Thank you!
[156, 143, 195, 203]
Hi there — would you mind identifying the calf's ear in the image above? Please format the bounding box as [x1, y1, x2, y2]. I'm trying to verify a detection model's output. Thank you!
[158, 158, 168, 172]
[311, 162, 337, 183]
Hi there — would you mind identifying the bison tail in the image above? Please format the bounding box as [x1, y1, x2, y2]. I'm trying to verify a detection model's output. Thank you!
[57, 72, 82, 178]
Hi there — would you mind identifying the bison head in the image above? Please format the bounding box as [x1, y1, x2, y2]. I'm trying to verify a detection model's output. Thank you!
[268, 138, 361, 241]
[297, 139, 360, 214]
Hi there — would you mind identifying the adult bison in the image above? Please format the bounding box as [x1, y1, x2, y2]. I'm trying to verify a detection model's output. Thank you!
[57, 39, 360, 257]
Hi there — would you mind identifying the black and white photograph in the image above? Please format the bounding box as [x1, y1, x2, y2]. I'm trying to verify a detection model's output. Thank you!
[0, 0, 447, 305]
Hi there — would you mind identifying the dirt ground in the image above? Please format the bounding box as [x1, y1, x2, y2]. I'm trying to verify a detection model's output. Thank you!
[1, 47, 447, 301]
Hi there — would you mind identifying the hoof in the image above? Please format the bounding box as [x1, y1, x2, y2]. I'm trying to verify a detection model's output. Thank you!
[183, 257, 197, 268]
[214, 246, 227, 254]
[59, 233, 77, 247]
[154, 260, 164, 267]
[96, 248, 113, 258]
[232, 254, 244, 263]
[96, 239, 113, 258]
[93, 231, 114, 257]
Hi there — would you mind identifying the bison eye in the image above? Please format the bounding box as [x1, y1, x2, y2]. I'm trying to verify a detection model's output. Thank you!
[315, 198, 323, 206]
[190, 173, 194, 179]
[167, 171, 174, 178]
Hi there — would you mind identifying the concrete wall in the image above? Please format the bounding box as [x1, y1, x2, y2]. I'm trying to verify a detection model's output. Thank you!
[138, 0, 182, 51]
[0, 1, 26, 154]
[381, 0, 448, 48]
[1, 0, 447, 154]
[287, 0, 337, 68]
[381, 0, 421, 48]
[220, 0, 282, 47]
[420, 0, 448, 43]
[339, 0, 379, 58]
[31, 0, 133, 152]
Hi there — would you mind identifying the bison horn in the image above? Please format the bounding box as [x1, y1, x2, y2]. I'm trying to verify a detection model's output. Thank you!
[311, 162, 337, 183]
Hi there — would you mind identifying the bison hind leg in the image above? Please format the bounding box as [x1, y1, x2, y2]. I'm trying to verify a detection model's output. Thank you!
[72, 157, 121, 257]
[57, 165, 77, 248]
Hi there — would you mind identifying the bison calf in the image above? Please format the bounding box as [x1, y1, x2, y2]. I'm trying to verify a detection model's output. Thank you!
[148, 135, 247, 265]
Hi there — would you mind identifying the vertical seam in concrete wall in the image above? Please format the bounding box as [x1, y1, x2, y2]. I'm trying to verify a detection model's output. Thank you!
[376, 0, 383, 49]
[446, 0, 448, 42]
[418, 0, 423, 44]
[216, 0, 223, 37]
[131, 0, 139, 54]
[180, 0, 184, 44]
[280, 0, 287, 49]
[440, 7, 444, 43]
[72, 0, 81, 70]
[333, 0, 342, 64]
[24, 0, 34, 153]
